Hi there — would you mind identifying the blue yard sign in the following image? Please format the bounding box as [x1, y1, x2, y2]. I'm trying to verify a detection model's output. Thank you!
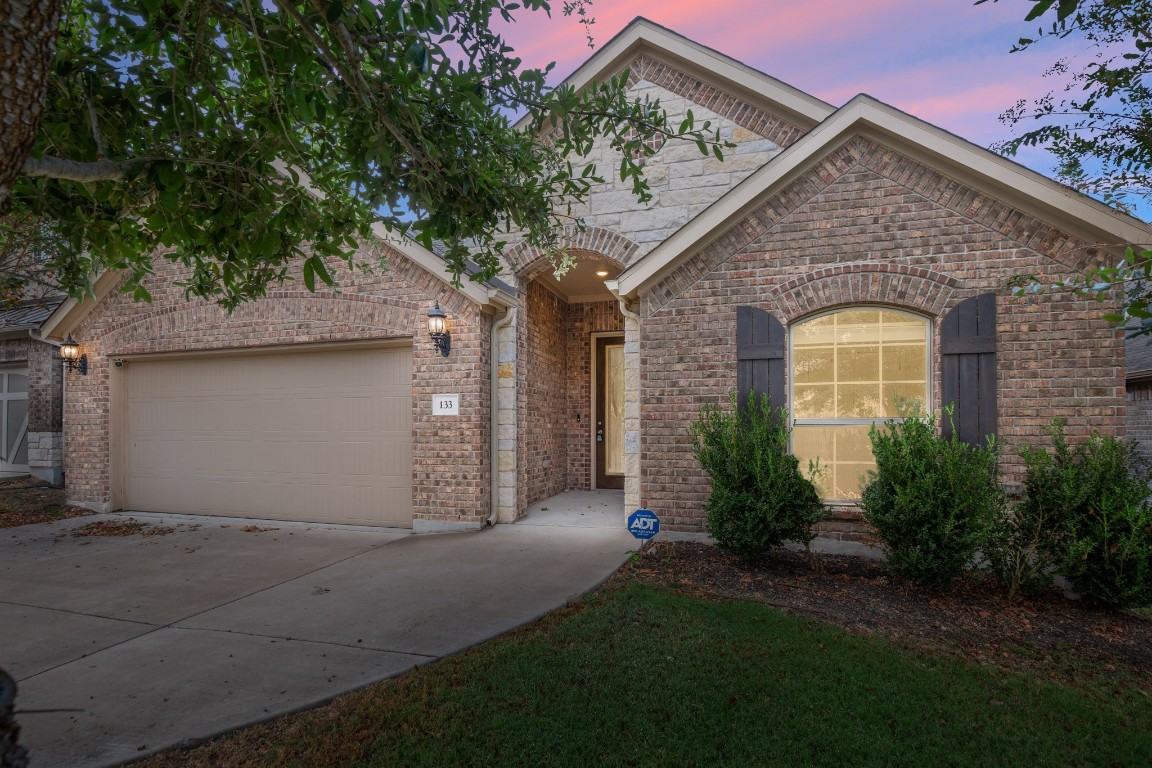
[627, 509, 660, 540]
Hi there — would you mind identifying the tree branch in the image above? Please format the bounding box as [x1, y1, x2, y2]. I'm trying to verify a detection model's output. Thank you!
[21, 154, 144, 182]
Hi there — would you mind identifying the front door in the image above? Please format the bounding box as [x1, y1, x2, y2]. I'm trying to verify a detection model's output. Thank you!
[0, 365, 29, 474]
[595, 336, 625, 490]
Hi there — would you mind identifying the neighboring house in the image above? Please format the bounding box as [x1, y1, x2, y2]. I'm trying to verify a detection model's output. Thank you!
[0, 297, 65, 484]
[1126, 335, 1152, 467]
[41, 19, 1152, 541]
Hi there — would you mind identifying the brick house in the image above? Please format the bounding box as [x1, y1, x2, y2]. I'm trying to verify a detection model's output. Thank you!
[0, 297, 65, 485]
[41, 19, 1152, 539]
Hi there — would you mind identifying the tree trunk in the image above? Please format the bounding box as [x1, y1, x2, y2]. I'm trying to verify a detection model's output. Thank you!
[0, 669, 29, 768]
[0, 0, 62, 209]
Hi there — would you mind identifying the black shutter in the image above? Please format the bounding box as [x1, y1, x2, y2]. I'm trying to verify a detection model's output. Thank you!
[941, 293, 997, 446]
[736, 306, 786, 410]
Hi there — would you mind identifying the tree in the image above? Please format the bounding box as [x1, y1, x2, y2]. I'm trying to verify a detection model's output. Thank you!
[0, 1, 724, 308]
[984, 0, 1152, 332]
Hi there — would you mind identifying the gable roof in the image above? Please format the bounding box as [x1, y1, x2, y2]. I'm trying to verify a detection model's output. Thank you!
[0, 295, 67, 339]
[513, 17, 835, 134]
[614, 94, 1152, 300]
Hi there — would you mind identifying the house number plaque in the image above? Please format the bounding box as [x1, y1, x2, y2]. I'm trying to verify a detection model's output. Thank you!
[432, 394, 460, 416]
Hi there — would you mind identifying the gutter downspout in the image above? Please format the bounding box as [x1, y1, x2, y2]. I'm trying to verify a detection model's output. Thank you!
[488, 306, 516, 526]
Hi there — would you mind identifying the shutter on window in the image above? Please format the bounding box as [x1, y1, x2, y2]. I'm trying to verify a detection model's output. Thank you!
[940, 293, 997, 446]
[736, 306, 786, 410]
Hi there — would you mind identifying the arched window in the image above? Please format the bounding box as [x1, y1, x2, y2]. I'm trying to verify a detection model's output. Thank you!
[790, 308, 930, 500]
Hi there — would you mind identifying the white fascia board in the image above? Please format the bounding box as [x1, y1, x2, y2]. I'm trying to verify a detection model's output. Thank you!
[513, 18, 834, 132]
[37, 270, 123, 342]
[617, 95, 1152, 299]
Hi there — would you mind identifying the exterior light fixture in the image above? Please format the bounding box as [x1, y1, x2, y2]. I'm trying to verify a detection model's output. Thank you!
[596, 270, 609, 277]
[427, 302, 451, 357]
[60, 335, 88, 375]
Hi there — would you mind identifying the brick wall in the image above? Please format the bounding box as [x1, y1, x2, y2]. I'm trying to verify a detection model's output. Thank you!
[63, 240, 492, 524]
[520, 280, 568, 506]
[1127, 381, 1152, 467]
[639, 136, 1126, 536]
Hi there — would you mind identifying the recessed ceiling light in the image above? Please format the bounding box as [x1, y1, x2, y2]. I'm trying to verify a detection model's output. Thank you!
[596, 270, 609, 277]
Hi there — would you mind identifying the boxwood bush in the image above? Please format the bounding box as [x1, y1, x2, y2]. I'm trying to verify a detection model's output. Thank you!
[859, 409, 1004, 588]
[690, 392, 825, 558]
[1017, 422, 1152, 609]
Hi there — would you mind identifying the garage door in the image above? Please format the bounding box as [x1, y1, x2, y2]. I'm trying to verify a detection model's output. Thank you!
[124, 346, 412, 527]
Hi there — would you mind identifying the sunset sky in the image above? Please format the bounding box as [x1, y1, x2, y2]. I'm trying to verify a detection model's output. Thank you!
[496, 0, 1131, 215]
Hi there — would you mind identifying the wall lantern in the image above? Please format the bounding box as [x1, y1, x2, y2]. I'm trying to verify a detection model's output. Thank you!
[427, 302, 451, 357]
[60, 335, 88, 375]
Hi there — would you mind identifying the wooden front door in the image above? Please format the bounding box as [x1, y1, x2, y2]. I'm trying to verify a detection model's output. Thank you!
[595, 336, 625, 490]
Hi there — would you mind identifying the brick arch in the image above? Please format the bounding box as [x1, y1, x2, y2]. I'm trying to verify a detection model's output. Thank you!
[99, 293, 422, 356]
[772, 264, 960, 323]
[507, 226, 639, 277]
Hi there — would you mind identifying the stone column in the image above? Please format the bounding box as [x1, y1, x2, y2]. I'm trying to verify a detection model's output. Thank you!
[495, 311, 518, 523]
[623, 311, 641, 514]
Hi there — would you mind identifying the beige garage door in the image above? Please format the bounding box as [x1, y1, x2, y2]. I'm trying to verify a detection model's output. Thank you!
[124, 346, 412, 527]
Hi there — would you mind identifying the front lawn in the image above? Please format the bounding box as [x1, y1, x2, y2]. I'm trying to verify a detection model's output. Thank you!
[141, 574, 1152, 767]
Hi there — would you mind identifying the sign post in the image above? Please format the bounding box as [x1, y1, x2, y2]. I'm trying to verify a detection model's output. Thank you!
[627, 509, 660, 540]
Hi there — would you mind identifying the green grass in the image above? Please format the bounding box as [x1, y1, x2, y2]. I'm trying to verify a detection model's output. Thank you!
[156, 583, 1152, 768]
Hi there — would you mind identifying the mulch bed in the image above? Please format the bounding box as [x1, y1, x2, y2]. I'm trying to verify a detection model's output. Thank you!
[625, 540, 1152, 690]
[0, 477, 94, 529]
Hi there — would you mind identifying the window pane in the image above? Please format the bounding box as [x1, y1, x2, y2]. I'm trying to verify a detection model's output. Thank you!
[793, 314, 835, 346]
[793, 424, 876, 500]
[7, 374, 28, 394]
[793, 384, 834, 419]
[793, 347, 833, 383]
[838, 383, 882, 418]
[882, 344, 925, 381]
[883, 383, 928, 417]
[837, 345, 879, 382]
[604, 345, 625, 475]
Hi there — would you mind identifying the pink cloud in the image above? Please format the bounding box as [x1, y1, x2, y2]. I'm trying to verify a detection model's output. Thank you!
[492, 1, 1095, 200]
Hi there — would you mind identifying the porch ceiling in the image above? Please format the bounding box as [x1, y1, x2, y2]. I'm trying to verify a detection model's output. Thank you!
[535, 259, 621, 303]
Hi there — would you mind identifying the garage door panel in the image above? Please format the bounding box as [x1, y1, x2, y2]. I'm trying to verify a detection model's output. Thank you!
[125, 347, 413, 527]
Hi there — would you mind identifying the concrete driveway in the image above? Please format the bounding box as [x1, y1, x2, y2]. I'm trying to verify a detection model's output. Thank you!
[0, 512, 634, 767]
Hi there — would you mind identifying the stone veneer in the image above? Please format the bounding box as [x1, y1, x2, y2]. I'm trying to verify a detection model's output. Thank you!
[638, 136, 1126, 538]
[0, 336, 63, 484]
[62, 241, 493, 527]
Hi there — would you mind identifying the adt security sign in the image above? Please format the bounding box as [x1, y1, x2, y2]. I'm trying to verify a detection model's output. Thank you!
[627, 509, 660, 540]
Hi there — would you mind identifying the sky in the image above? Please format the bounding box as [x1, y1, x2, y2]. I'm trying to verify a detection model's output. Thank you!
[495, 0, 1141, 217]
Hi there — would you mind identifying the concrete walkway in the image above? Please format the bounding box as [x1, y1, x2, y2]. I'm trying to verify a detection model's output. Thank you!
[0, 512, 633, 767]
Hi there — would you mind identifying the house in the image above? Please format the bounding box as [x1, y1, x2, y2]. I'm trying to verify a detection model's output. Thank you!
[0, 296, 66, 484]
[40, 19, 1152, 542]
[1126, 336, 1152, 467]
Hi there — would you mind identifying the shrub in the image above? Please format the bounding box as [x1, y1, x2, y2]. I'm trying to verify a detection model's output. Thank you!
[1017, 422, 1152, 609]
[690, 392, 825, 558]
[859, 409, 1004, 588]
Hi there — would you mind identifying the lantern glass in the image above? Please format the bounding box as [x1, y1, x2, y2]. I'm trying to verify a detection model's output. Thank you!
[61, 337, 80, 361]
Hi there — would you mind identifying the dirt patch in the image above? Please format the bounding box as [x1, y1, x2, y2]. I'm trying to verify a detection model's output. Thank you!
[625, 541, 1152, 688]
[0, 478, 94, 529]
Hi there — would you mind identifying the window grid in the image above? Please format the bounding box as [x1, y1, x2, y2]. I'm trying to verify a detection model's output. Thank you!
[790, 310, 930, 500]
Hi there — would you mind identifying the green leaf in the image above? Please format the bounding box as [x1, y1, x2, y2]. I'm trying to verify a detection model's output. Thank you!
[303, 258, 316, 292]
